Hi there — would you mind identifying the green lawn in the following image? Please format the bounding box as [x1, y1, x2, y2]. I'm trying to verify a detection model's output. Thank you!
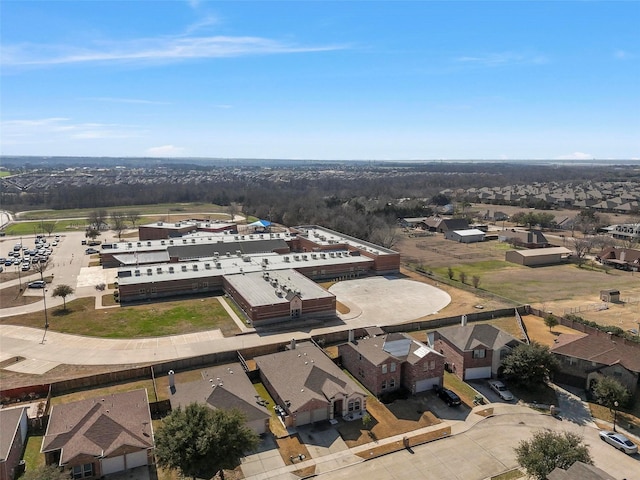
[15, 203, 227, 220]
[429, 260, 515, 279]
[23, 435, 45, 470]
[443, 371, 483, 406]
[0, 170, 11, 178]
[1, 295, 240, 338]
[3, 219, 88, 236]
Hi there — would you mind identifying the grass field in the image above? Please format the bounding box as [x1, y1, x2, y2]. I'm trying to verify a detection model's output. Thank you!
[23, 435, 45, 470]
[1, 295, 240, 338]
[2, 219, 88, 236]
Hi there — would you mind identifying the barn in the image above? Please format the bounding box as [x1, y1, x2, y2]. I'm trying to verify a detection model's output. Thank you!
[444, 228, 486, 243]
[505, 247, 572, 266]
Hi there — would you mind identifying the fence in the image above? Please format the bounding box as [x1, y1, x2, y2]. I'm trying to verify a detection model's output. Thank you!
[515, 308, 530, 344]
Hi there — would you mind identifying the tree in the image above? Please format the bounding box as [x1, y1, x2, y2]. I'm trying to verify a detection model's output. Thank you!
[42, 221, 56, 236]
[361, 412, 373, 430]
[88, 209, 108, 231]
[472, 275, 480, 288]
[447, 267, 454, 280]
[544, 314, 559, 332]
[110, 211, 127, 239]
[85, 227, 100, 241]
[22, 465, 69, 480]
[458, 271, 467, 284]
[515, 430, 592, 480]
[591, 376, 630, 411]
[155, 403, 259, 480]
[126, 210, 141, 228]
[52, 284, 74, 310]
[502, 342, 559, 387]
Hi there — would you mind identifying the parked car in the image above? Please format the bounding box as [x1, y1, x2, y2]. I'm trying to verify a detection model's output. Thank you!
[21, 263, 30, 271]
[85, 248, 99, 255]
[489, 380, 514, 401]
[599, 431, 638, 454]
[27, 280, 46, 288]
[434, 385, 462, 406]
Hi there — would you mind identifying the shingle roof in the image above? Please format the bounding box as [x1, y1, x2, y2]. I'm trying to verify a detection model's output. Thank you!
[255, 342, 365, 413]
[435, 324, 521, 352]
[168, 363, 269, 424]
[0, 407, 26, 462]
[42, 389, 153, 465]
[547, 461, 616, 480]
[551, 332, 640, 373]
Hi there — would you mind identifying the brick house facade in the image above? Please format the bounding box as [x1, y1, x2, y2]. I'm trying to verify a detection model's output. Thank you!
[0, 408, 28, 480]
[339, 333, 445, 396]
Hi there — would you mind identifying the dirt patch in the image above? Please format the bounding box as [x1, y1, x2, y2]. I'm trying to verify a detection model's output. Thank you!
[337, 396, 440, 448]
[521, 314, 582, 347]
[276, 434, 313, 471]
[0, 284, 46, 308]
[336, 301, 350, 314]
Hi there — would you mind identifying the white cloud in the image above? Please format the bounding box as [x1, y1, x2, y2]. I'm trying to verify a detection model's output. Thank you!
[146, 145, 186, 156]
[614, 50, 635, 60]
[1, 117, 142, 142]
[555, 152, 594, 160]
[2, 35, 346, 67]
[456, 52, 548, 67]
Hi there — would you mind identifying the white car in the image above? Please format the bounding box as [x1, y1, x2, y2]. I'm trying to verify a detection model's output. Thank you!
[599, 431, 638, 454]
[489, 380, 514, 401]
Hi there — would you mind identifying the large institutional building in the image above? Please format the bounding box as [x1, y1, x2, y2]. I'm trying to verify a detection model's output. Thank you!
[108, 224, 400, 326]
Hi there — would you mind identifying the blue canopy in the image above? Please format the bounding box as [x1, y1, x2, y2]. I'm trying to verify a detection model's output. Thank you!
[249, 219, 271, 227]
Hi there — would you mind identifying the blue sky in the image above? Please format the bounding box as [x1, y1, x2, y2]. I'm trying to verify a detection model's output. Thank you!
[1, 1, 639, 160]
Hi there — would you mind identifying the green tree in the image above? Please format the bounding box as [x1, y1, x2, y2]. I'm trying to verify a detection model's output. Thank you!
[502, 342, 559, 387]
[591, 376, 630, 411]
[22, 465, 69, 480]
[544, 314, 559, 332]
[515, 430, 592, 480]
[361, 412, 373, 430]
[52, 284, 74, 310]
[155, 403, 259, 480]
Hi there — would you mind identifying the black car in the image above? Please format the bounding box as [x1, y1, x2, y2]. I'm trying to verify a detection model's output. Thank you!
[434, 385, 462, 406]
[85, 248, 99, 254]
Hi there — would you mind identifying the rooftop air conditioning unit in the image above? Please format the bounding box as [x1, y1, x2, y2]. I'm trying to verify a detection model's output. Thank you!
[168, 266, 174, 273]
[249, 235, 254, 239]
[137, 242, 142, 247]
[156, 268, 162, 274]
[147, 241, 151, 246]
[161, 240, 165, 245]
[181, 265, 187, 272]
[193, 265, 198, 271]
[169, 240, 174, 244]
[134, 270, 140, 276]
[157, 222, 163, 226]
[284, 256, 290, 262]
[204, 263, 211, 269]
[216, 262, 222, 269]
[147, 269, 152, 275]
[191, 239, 196, 243]
[127, 243, 132, 247]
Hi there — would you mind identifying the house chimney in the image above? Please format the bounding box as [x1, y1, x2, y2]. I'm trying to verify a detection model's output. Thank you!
[348, 330, 355, 343]
[291, 338, 296, 350]
[461, 315, 468, 326]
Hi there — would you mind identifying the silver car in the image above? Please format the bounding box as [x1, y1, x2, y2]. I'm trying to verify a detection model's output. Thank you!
[489, 380, 514, 401]
[599, 431, 638, 454]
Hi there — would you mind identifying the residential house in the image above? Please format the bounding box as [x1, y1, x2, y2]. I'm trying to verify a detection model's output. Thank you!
[255, 341, 367, 427]
[41, 389, 154, 479]
[551, 331, 640, 394]
[597, 246, 640, 271]
[547, 461, 616, 480]
[423, 217, 470, 234]
[168, 363, 270, 435]
[431, 324, 523, 380]
[498, 229, 550, 248]
[339, 332, 445, 396]
[0, 407, 28, 480]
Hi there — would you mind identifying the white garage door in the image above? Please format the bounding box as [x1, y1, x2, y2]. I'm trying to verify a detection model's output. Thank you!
[465, 366, 491, 380]
[310, 407, 328, 423]
[102, 456, 125, 475]
[415, 377, 440, 393]
[125, 450, 148, 469]
[295, 410, 311, 426]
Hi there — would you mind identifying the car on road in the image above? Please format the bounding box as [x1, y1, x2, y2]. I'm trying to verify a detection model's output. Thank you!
[27, 280, 46, 288]
[434, 385, 462, 406]
[599, 431, 638, 454]
[489, 380, 514, 401]
[85, 248, 99, 255]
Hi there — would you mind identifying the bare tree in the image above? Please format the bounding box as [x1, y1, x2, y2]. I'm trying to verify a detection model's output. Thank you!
[573, 236, 597, 267]
[472, 275, 480, 288]
[110, 211, 127, 239]
[459, 271, 467, 284]
[88, 209, 108, 231]
[42, 222, 56, 237]
[126, 210, 141, 228]
[227, 203, 239, 222]
[447, 267, 454, 280]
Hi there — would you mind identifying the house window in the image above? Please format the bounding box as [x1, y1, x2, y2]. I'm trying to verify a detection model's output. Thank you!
[381, 380, 387, 390]
[566, 357, 576, 365]
[472, 349, 486, 359]
[72, 463, 93, 479]
[348, 400, 360, 412]
[358, 368, 365, 379]
[390, 362, 397, 373]
[429, 361, 436, 370]
[358, 353, 362, 361]
[499, 348, 510, 360]
[423, 362, 429, 372]
[381, 364, 388, 374]
[389, 378, 395, 388]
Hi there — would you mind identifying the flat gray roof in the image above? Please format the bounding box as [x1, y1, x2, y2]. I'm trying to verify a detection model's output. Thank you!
[224, 269, 334, 306]
[294, 225, 398, 255]
[140, 220, 235, 230]
[117, 249, 372, 286]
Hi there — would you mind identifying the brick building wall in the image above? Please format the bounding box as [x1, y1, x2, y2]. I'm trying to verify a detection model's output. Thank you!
[338, 343, 400, 396]
[401, 352, 445, 392]
[433, 334, 492, 380]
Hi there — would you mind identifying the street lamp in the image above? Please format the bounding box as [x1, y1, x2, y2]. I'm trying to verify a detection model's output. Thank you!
[613, 400, 619, 432]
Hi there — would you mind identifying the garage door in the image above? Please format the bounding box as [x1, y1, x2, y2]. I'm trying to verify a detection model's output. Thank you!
[295, 410, 310, 426]
[465, 366, 491, 380]
[415, 377, 440, 393]
[310, 407, 328, 423]
[102, 456, 125, 475]
[125, 450, 148, 469]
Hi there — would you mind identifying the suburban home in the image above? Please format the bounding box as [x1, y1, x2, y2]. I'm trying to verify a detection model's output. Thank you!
[0, 407, 28, 480]
[41, 389, 154, 479]
[547, 461, 615, 480]
[505, 247, 572, 266]
[339, 332, 445, 396]
[498, 229, 550, 248]
[254, 341, 367, 427]
[597, 246, 640, 271]
[167, 363, 270, 435]
[551, 331, 640, 394]
[423, 217, 469, 234]
[431, 324, 523, 380]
